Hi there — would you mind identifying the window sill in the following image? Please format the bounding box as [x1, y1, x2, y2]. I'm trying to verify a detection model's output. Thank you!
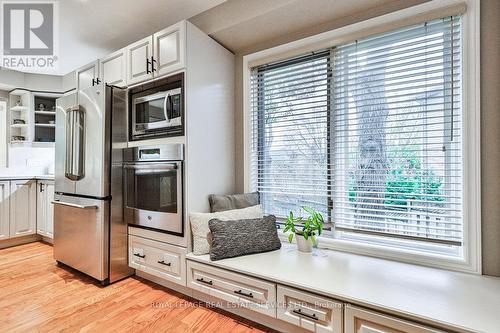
[277, 232, 478, 274]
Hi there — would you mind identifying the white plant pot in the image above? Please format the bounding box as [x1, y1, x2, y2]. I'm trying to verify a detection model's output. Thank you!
[296, 235, 313, 253]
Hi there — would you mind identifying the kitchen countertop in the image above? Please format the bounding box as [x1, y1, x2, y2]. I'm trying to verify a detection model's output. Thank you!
[0, 175, 54, 181]
[187, 244, 500, 333]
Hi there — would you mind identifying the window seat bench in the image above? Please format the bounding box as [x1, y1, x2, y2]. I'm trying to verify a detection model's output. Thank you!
[186, 243, 500, 333]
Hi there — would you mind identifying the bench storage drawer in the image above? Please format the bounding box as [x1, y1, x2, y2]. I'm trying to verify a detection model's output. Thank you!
[277, 285, 343, 333]
[345, 305, 443, 333]
[187, 260, 276, 317]
[129, 235, 187, 286]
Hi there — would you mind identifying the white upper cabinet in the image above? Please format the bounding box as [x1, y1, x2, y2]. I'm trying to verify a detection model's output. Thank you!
[126, 21, 186, 86]
[153, 21, 185, 77]
[0, 181, 10, 240]
[76, 60, 99, 91]
[100, 48, 127, 87]
[126, 36, 154, 85]
[9, 180, 36, 238]
[75, 21, 188, 89]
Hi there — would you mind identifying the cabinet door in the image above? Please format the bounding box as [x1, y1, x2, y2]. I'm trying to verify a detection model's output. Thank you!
[36, 181, 46, 236]
[345, 306, 443, 333]
[126, 36, 154, 85]
[44, 182, 54, 238]
[0, 181, 10, 240]
[76, 60, 99, 91]
[10, 180, 37, 238]
[153, 21, 185, 77]
[100, 48, 127, 87]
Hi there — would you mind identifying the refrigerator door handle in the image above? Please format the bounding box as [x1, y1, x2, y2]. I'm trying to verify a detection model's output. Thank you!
[52, 200, 97, 210]
[65, 106, 85, 181]
[65, 108, 74, 178]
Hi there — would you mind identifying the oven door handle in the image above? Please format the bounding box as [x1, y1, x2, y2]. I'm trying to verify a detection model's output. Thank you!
[123, 162, 179, 172]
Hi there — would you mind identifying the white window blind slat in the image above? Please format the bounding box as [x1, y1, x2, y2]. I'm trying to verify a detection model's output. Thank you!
[251, 16, 463, 248]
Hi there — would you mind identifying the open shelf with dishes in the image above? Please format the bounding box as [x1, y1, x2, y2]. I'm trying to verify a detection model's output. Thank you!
[9, 90, 31, 144]
[8, 90, 61, 145]
[33, 94, 57, 143]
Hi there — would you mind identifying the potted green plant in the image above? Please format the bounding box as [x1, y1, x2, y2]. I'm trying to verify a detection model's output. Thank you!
[283, 207, 324, 253]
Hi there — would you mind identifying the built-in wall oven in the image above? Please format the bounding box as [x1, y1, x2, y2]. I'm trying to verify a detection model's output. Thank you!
[129, 73, 184, 141]
[123, 144, 184, 235]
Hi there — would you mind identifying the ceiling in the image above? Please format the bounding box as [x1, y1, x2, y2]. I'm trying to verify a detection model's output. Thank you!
[16, 0, 429, 76]
[33, 0, 226, 75]
[190, 0, 430, 55]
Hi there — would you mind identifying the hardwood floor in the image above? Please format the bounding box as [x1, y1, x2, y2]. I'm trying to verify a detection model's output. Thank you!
[0, 242, 276, 333]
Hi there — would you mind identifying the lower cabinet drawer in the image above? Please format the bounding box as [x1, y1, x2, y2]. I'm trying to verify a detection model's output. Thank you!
[277, 285, 343, 333]
[187, 260, 276, 317]
[129, 235, 187, 286]
[345, 305, 443, 333]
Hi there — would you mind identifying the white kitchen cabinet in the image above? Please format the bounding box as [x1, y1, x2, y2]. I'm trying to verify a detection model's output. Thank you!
[126, 36, 154, 85]
[345, 306, 443, 333]
[187, 260, 277, 317]
[129, 235, 187, 286]
[75, 60, 100, 91]
[0, 181, 10, 240]
[9, 180, 37, 238]
[153, 22, 185, 77]
[277, 285, 343, 333]
[100, 48, 127, 87]
[125, 21, 186, 86]
[36, 180, 54, 239]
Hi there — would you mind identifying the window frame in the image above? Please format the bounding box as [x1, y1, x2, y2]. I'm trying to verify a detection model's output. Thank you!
[243, 0, 481, 274]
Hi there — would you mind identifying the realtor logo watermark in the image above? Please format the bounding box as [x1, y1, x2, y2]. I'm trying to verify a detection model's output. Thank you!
[1, 1, 59, 71]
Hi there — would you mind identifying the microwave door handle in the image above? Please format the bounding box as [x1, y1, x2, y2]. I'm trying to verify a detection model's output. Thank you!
[163, 93, 170, 123]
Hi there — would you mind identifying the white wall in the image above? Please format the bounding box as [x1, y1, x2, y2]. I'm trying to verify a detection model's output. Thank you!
[0, 68, 65, 92]
[0, 146, 55, 175]
[62, 71, 76, 92]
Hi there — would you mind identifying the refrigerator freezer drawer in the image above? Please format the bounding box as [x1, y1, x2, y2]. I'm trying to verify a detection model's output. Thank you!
[53, 194, 109, 282]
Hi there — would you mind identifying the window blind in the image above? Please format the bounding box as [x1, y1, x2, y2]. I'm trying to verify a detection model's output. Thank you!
[250, 51, 332, 221]
[251, 16, 462, 247]
[332, 16, 462, 245]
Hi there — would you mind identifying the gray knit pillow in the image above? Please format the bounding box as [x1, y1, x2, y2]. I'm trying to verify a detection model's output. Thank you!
[208, 215, 281, 261]
[208, 192, 260, 213]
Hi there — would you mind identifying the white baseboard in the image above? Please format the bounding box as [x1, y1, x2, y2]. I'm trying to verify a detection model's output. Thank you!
[0, 235, 41, 249]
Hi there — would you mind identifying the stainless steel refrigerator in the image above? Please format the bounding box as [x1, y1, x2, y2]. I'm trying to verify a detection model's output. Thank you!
[53, 84, 134, 285]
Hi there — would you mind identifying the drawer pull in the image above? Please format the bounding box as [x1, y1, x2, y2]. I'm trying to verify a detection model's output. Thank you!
[196, 278, 213, 285]
[234, 290, 254, 298]
[133, 253, 145, 258]
[293, 309, 318, 321]
[158, 260, 171, 266]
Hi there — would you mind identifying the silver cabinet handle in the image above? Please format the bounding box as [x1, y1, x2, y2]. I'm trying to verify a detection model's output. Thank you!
[52, 201, 97, 209]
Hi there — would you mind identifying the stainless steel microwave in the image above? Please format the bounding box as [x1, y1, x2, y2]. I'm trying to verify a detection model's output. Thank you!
[129, 74, 184, 140]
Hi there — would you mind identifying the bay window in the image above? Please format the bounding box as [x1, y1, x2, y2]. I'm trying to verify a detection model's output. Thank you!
[250, 16, 466, 260]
